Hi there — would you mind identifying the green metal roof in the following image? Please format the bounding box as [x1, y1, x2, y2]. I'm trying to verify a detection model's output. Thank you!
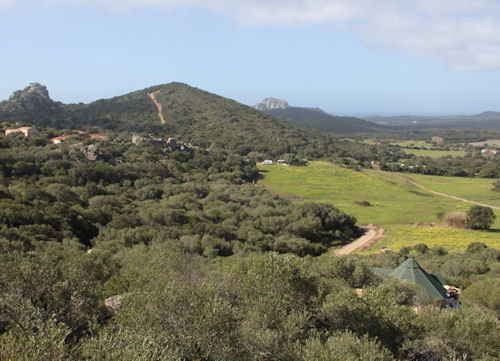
[389, 258, 447, 301]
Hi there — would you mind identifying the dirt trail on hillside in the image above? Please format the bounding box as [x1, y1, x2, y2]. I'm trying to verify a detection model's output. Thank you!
[148, 90, 166, 124]
[334, 225, 386, 255]
[404, 178, 500, 210]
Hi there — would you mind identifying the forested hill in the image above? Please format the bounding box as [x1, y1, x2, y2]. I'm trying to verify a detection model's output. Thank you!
[262, 106, 387, 133]
[0, 82, 333, 157]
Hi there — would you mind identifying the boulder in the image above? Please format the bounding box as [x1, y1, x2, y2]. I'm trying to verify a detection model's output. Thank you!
[104, 295, 124, 317]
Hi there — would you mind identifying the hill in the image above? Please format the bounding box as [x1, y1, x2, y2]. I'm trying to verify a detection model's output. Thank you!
[254, 97, 386, 133]
[0, 82, 333, 157]
[264, 106, 387, 133]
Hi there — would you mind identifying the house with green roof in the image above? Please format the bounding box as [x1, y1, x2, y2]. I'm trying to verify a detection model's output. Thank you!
[373, 258, 448, 306]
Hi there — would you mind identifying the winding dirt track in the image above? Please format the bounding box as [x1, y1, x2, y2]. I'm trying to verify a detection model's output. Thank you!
[148, 90, 166, 124]
[334, 171, 500, 255]
[334, 226, 386, 255]
[404, 177, 500, 210]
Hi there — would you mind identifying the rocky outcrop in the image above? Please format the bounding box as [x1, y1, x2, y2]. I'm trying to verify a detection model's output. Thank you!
[132, 135, 194, 152]
[104, 295, 124, 318]
[73, 143, 102, 161]
[254, 97, 290, 111]
[131, 134, 165, 147]
[8, 83, 57, 111]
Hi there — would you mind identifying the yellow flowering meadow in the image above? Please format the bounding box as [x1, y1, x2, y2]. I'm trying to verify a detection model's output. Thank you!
[259, 161, 500, 251]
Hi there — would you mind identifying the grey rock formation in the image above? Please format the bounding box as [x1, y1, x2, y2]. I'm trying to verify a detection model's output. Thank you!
[254, 97, 290, 111]
[132, 135, 195, 153]
[75, 144, 102, 161]
[131, 134, 166, 147]
[104, 295, 124, 318]
[8, 82, 56, 111]
[167, 137, 177, 147]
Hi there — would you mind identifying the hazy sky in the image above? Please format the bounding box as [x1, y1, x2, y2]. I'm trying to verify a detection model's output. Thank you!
[1, 0, 500, 115]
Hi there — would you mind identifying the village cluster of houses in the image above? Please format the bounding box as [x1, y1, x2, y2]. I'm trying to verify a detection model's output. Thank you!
[3, 126, 107, 144]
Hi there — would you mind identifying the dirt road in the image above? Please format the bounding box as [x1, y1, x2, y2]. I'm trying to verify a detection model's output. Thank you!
[148, 90, 166, 124]
[404, 178, 500, 210]
[334, 226, 386, 255]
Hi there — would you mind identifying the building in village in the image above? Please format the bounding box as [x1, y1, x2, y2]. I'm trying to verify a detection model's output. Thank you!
[481, 148, 499, 157]
[4, 126, 39, 137]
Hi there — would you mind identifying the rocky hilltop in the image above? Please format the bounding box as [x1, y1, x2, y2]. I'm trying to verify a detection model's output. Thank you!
[7, 82, 57, 111]
[254, 97, 290, 111]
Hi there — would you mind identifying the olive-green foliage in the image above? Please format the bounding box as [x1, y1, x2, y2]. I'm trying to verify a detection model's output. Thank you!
[403, 306, 500, 360]
[2, 244, 499, 361]
[298, 331, 395, 361]
[312, 254, 376, 288]
[0, 132, 357, 256]
[1, 128, 499, 360]
[467, 242, 488, 253]
[0, 317, 70, 361]
[467, 205, 496, 229]
[462, 278, 500, 314]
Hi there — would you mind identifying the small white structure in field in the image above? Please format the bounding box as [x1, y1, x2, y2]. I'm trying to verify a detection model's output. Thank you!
[262, 160, 273, 165]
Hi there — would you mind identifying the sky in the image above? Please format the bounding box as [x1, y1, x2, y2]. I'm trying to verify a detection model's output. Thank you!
[1, 0, 500, 116]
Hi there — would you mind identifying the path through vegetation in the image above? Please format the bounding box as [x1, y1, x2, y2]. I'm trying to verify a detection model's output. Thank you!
[334, 225, 386, 255]
[404, 177, 500, 210]
[148, 90, 166, 124]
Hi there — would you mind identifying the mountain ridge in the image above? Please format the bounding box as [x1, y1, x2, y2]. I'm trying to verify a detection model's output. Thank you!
[0, 82, 331, 158]
[254, 97, 386, 133]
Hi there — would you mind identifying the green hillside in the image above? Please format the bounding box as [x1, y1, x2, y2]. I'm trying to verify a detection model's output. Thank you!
[263, 106, 386, 133]
[0, 82, 336, 158]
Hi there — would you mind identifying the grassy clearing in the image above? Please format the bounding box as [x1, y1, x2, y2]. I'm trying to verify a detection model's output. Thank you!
[469, 139, 500, 147]
[402, 149, 464, 159]
[389, 140, 435, 148]
[357, 139, 464, 158]
[259, 161, 500, 252]
[379, 225, 500, 253]
[406, 173, 500, 207]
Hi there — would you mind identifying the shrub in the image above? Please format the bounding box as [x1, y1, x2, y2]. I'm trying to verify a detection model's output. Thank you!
[443, 211, 470, 228]
[462, 278, 500, 313]
[299, 331, 395, 361]
[412, 243, 428, 254]
[400, 246, 411, 256]
[467, 242, 487, 253]
[429, 245, 447, 256]
[467, 206, 496, 230]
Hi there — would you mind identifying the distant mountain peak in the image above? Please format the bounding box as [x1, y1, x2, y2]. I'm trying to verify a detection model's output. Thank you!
[8, 82, 56, 111]
[254, 97, 290, 111]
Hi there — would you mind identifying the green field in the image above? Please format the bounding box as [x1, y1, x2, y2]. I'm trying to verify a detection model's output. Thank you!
[358, 139, 464, 158]
[259, 161, 500, 252]
[402, 148, 464, 159]
[469, 139, 500, 147]
[406, 173, 500, 207]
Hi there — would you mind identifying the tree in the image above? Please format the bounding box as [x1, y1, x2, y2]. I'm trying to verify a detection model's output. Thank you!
[494, 178, 500, 192]
[467, 206, 496, 230]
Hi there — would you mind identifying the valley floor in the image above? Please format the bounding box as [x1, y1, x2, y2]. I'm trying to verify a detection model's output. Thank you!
[259, 161, 500, 252]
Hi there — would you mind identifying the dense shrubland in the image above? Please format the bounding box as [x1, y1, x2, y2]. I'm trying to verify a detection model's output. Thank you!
[1, 242, 498, 360]
[0, 127, 499, 360]
[0, 132, 358, 256]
